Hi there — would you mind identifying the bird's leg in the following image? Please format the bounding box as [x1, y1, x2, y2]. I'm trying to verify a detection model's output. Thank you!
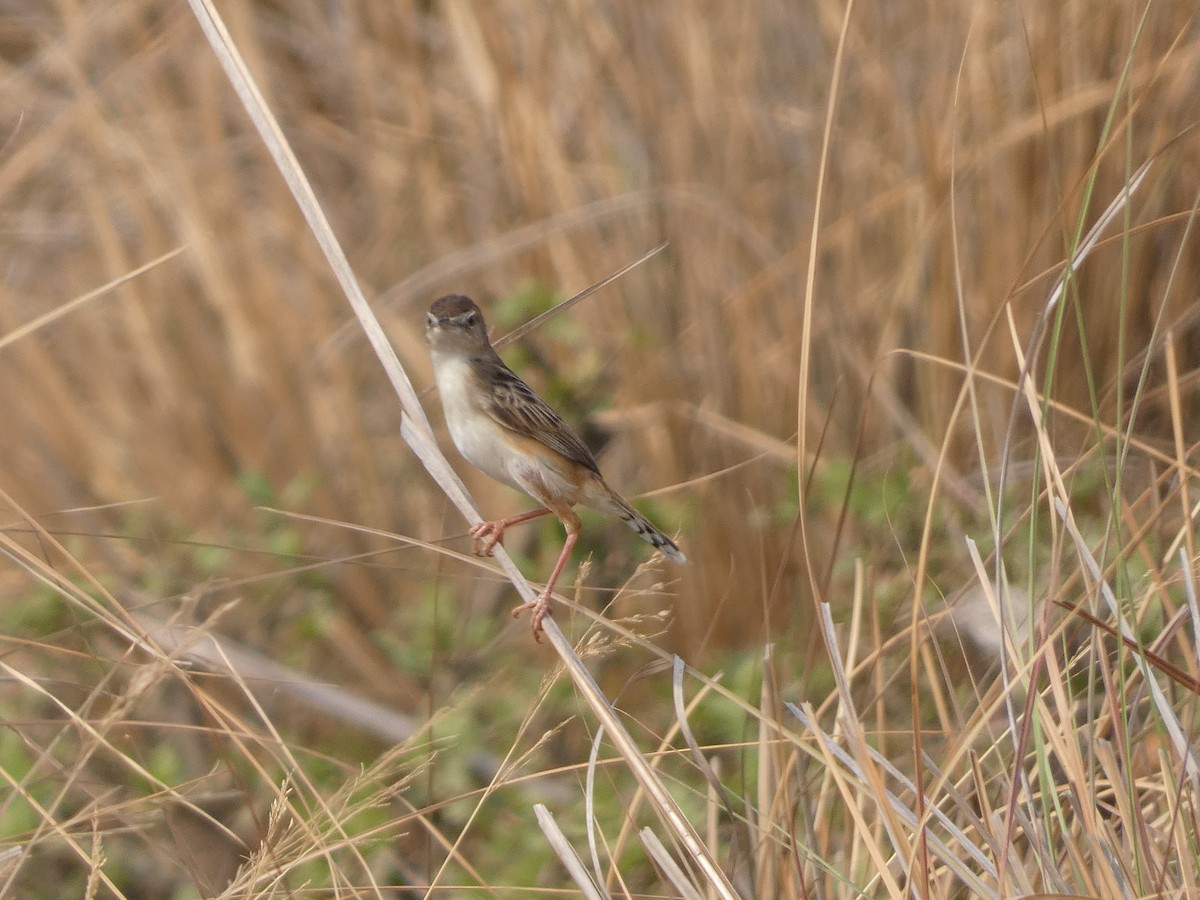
[470, 508, 553, 556]
[512, 520, 580, 640]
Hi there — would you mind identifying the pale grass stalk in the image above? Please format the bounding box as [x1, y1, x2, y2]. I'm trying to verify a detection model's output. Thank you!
[386, 798, 493, 894]
[1093, 742, 1145, 867]
[813, 611, 902, 895]
[131, 610, 419, 744]
[1157, 188, 1200, 563]
[0, 746, 123, 898]
[1058, 501, 1199, 780]
[533, 805, 606, 900]
[84, 816, 103, 900]
[0, 846, 21, 877]
[689, 405, 799, 466]
[992, 302, 1085, 884]
[947, 25, 997, 539]
[704, 755, 722, 900]
[4, 3, 1199, 897]
[826, 725, 1001, 890]
[1165, 333, 1196, 568]
[670, 658, 748, 885]
[1163, 492, 1200, 566]
[134, 622, 447, 895]
[195, 644, 385, 897]
[1112, 189, 1200, 506]
[582, 724, 608, 894]
[640, 828, 704, 900]
[184, 1, 734, 895]
[819, 604, 913, 872]
[600, 666, 725, 894]
[918, 640, 955, 739]
[797, 698, 903, 897]
[990, 147, 1170, 884]
[963, 556, 1101, 893]
[0, 498, 248, 896]
[672, 659, 739, 817]
[753, 644, 780, 897]
[796, 0, 855, 606]
[843, 560, 865, 685]
[964, 274, 1200, 891]
[0, 247, 184, 353]
[901, 349, 1183, 470]
[912, 755, 1013, 889]
[789, 612, 1006, 894]
[1181, 549, 1200, 682]
[1163, 750, 1200, 892]
[492, 242, 666, 351]
[325, 194, 663, 353]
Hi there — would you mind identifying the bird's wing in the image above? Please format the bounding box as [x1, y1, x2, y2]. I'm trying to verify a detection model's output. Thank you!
[482, 364, 601, 475]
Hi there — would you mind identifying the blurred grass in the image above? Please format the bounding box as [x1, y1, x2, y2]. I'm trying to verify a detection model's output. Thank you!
[3, 0, 1200, 895]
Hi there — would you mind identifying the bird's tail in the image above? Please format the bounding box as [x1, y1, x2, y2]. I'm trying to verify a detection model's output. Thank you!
[592, 482, 687, 564]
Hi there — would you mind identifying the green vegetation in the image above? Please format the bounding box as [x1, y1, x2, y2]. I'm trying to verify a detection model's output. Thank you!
[2, 1, 1199, 896]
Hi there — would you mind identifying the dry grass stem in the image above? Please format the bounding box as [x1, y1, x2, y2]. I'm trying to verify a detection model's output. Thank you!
[6, 0, 1200, 895]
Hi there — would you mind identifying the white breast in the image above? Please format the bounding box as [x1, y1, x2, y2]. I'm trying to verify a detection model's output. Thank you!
[431, 353, 523, 490]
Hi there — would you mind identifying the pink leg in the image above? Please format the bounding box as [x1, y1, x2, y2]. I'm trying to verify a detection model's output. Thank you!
[470, 508, 552, 557]
[512, 526, 579, 640]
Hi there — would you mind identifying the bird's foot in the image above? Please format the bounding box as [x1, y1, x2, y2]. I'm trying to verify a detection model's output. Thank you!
[470, 520, 506, 557]
[512, 592, 552, 642]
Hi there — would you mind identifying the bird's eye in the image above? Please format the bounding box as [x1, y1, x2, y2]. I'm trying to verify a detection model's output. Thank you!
[463, 313, 477, 327]
[426, 312, 437, 326]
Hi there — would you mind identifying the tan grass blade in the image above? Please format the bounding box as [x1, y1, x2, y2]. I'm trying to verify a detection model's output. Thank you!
[795, 0, 857, 601]
[184, 2, 431, 437]
[786, 702, 1000, 897]
[1055, 497, 1200, 783]
[493, 241, 667, 350]
[131, 610, 420, 744]
[817, 600, 1012, 895]
[533, 805, 607, 900]
[640, 828, 705, 900]
[598, 666, 729, 895]
[1180, 549, 1200, 673]
[185, 0, 730, 893]
[0, 247, 184, 352]
[0, 847, 22, 880]
[325, 193, 679, 354]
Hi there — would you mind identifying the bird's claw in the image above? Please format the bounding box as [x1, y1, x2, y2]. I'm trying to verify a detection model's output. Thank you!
[512, 593, 552, 641]
[470, 520, 505, 557]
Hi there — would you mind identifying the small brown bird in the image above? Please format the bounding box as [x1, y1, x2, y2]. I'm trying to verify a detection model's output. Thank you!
[425, 294, 685, 637]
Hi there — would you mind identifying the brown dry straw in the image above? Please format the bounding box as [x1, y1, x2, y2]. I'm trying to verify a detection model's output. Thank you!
[184, 0, 735, 894]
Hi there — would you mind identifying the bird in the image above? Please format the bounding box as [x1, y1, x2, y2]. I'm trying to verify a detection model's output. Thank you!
[425, 293, 686, 638]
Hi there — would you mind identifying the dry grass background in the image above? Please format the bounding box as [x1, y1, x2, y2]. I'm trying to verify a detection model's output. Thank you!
[3, 0, 1200, 896]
